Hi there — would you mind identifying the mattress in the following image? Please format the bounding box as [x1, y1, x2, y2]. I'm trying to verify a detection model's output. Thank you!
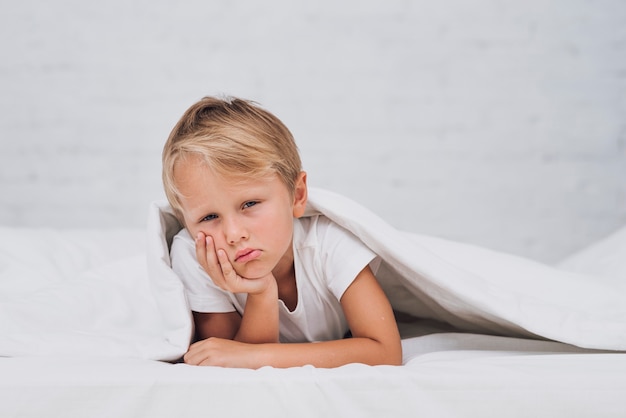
[1, 188, 625, 417]
[2, 332, 625, 418]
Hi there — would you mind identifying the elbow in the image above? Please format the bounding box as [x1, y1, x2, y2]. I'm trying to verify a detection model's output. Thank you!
[386, 343, 403, 366]
[380, 331, 403, 366]
[371, 339, 403, 366]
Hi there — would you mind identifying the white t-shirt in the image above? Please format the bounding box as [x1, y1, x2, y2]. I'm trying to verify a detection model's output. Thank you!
[170, 215, 378, 343]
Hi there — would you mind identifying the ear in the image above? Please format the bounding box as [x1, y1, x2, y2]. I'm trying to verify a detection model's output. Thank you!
[292, 171, 308, 218]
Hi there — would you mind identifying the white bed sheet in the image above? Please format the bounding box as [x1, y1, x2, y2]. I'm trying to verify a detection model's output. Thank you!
[2, 191, 626, 417]
[1, 333, 625, 418]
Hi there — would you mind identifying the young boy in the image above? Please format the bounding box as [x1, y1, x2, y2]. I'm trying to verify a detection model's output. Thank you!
[162, 96, 402, 368]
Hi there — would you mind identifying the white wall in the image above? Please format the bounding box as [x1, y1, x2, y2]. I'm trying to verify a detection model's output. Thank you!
[1, 0, 625, 263]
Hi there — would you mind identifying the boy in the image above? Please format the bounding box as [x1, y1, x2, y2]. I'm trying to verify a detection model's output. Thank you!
[162, 96, 401, 368]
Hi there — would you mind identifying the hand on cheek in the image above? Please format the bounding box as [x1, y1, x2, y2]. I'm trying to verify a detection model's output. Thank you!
[195, 232, 228, 290]
[195, 232, 274, 295]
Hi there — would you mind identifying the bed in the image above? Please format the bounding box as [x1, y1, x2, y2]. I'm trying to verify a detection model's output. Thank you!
[1, 188, 625, 418]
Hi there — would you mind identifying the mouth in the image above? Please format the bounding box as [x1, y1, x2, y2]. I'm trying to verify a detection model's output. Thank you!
[234, 248, 262, 263]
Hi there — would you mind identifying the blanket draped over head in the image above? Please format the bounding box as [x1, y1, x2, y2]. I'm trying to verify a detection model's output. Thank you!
[148, 188, 626, 360]
[1, 188, 624, 360]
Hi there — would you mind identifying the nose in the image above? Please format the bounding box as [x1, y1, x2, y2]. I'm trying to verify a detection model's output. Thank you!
[223, 216, 248, 245]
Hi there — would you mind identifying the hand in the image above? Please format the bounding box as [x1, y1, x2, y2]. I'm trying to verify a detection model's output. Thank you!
[184, 337, 260, 368]
[195, 232, 274, 295]
[195, 232, 280, 345]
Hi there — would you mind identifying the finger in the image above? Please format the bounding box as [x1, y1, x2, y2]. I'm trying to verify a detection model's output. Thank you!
[196, 235, 227, 288]
[217, 249, 238, 285]
[183, 344, 201, 365]
[185, 339, 221, 367]
[194, 232, 209, 271]
[203, 236, 220, 272]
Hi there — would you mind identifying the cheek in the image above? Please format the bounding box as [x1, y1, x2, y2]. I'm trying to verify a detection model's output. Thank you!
[262, 215, 294, 244]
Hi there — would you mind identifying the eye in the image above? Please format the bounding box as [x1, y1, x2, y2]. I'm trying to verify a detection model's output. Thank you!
[242, 201, 258, 209]
[200, 213, 218, 222]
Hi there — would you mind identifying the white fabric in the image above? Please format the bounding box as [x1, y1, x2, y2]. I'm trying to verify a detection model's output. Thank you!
[171, 215, 377, 343]
[0, 227, 181, 360]
[144, 188, 626, 357]
[2, 188, 626, 417]
[301, 188, 626, 350]
[1, 334, 626, 418]
[1, 187, 625, 363]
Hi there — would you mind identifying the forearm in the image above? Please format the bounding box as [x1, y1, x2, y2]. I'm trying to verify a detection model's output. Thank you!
[245, 337, 402, 369]
[234, 280, 279, 343]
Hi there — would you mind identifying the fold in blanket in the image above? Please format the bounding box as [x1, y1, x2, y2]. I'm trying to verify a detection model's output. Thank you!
[148, 188, 626, 359]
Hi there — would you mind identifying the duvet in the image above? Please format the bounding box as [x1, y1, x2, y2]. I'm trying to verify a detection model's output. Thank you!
[1, 188, 626, 418]
[1, 188, 625, 360]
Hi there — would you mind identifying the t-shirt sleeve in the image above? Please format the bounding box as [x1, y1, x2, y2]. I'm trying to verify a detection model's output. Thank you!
[317, 217, 378, 301]
[170, 230, 237, 313]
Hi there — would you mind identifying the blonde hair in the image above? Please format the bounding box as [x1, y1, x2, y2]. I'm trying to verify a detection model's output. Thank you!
[162, 96, 302, 220]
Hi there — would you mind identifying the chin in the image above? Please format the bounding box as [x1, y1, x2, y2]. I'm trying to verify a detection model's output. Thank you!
[236, 266, 272, 281]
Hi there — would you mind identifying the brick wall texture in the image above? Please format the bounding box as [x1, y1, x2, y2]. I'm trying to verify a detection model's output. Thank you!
[1, 0, 625, 262]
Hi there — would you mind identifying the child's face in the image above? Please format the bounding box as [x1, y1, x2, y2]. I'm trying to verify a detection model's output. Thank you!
[174, 156, 307, 280]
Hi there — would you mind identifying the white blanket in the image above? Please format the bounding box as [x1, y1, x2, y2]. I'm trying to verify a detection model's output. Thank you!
[147, 187, 626, 358]
[0, 228, 181, 360]
[303, 189, 626, 350]
[1, 188, 625, 361]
